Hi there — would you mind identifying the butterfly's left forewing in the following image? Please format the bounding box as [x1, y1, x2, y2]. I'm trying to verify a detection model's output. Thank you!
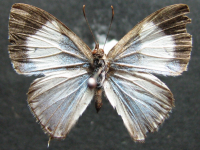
[8, 3, 93, 75]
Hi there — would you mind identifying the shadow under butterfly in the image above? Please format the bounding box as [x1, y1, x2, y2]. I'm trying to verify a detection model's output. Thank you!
[8, 3, 192, 146]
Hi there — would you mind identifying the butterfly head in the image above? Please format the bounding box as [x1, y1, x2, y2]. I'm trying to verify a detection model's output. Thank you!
[92, 43, 104, 59]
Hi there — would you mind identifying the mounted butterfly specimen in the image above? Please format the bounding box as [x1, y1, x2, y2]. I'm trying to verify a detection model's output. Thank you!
[8, 3, 192, 144]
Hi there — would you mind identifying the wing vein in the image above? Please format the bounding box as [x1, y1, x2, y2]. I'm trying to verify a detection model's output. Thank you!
[141, 12, 189, 33]
[114, 74, 170, 106]
[52, 78, 88, 135]
[42, 78, 88, 128]
[110, 78, 149, 133]
[15, 33, 86, 60]
[30, 72, 87, 100]
[111, 63, 174, 73]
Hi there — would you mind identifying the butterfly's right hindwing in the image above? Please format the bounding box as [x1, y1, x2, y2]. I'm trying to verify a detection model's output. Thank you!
[104, 71, 174, 142]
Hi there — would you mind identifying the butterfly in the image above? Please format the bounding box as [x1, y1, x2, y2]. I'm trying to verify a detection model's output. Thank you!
[8, 3, 192, 143]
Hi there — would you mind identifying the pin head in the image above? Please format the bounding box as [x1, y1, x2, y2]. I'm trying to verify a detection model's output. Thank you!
[88, 77, 97, 89]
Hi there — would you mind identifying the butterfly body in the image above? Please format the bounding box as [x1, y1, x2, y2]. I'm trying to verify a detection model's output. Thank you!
[89, 44, 108, 112]
[8, 3, 192, 143]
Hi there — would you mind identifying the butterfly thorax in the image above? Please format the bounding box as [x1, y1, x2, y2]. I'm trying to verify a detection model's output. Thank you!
[88, 44, 108, 112]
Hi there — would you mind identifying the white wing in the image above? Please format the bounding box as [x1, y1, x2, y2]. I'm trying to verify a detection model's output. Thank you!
[28, 69, 94, 138]
[104, 71, 174, 142]
[8, 4, 95, 139]
[107, 4, 192, 76]
[8, 3, 93, 75]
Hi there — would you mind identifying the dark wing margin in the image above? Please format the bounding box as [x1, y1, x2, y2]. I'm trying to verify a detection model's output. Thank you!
[107, 4, 192, 76]
[104, 71, 174, 142]
[8, 3, 93, 75]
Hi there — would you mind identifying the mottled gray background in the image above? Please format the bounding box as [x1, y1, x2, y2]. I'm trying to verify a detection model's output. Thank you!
[0, 0, 199, 150]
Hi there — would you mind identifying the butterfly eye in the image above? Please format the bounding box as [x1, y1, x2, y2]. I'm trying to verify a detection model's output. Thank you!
[88, 77, 97, 89]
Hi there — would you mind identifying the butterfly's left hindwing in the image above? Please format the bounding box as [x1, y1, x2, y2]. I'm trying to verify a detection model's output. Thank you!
[8, 3, 93, 75]
[28, 69, 94, 138]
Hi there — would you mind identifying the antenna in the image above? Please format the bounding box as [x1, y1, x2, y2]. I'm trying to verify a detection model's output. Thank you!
[103, 5, 114, 50]
[83, 5, 98, 46]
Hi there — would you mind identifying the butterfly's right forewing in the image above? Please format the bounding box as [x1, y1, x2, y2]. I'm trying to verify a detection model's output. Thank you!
[107, 4, 192, 76]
